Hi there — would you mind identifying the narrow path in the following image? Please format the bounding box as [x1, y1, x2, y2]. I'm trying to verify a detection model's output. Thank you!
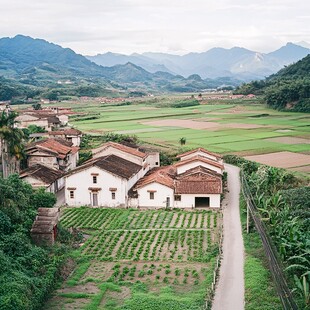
[212, 164, 245, 310]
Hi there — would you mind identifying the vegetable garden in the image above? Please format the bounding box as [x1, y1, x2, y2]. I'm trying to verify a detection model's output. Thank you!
[46, 208, 221, 309]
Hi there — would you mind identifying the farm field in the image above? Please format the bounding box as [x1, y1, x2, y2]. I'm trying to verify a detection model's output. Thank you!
[48, 96, 310, 173]
[45, 208, 221, 310]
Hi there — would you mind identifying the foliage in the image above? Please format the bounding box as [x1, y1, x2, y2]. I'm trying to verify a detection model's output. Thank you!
[233, 155, 309, 308]
[234, 55, 310, 112]
[0, 175, 69, 310]
[240, 194, 282, 309]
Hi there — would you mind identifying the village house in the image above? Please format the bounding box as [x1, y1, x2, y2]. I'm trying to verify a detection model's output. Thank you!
[48, 128, 83, 146]
[64, 143, 223, 209]
[64, 154, 146, 207]
[130, 158, 223, 209]
[20, 163, 64, 194]
[92, 141, 160, 169]
[64, 143, 160, 207]
[16, 113, 61, 131]
[25, 138, 79, 172]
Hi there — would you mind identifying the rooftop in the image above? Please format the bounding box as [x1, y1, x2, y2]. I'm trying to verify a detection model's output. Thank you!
[20, 164, 63, 184]
[92, 141, 147, 159]
[66, 154, 142, 180]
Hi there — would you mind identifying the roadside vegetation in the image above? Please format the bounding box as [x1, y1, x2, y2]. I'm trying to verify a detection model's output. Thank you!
[225, 155, 310, 309]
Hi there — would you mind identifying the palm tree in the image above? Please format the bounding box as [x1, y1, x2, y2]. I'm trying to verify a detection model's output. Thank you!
[0, 111, 24, 178]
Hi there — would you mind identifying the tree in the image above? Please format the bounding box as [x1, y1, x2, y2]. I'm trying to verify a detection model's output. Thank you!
[0, 111, 25, 178]
[179, 137, 186, 146]
[32, 103, 42, 110]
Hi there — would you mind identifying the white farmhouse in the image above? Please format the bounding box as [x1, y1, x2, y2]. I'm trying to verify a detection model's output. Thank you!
[92, 141, 160, 169]
[64, 154, 146, 207]
[130, 148, 224, 209]
[20, 164, 64, 194]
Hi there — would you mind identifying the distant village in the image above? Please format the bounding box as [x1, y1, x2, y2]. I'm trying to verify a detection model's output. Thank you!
[0, 102, 224, 210]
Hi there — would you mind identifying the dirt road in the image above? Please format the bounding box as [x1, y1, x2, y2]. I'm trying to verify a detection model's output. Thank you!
[212, 164, 245, 310]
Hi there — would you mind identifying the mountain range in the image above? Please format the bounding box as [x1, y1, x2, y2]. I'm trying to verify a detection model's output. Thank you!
[87, 43, 310, 80]
[0, 35, 309, 94]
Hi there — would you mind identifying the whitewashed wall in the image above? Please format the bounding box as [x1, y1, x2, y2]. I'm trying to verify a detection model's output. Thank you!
[93, 147, 143, 166]
[175, 194, 220, 208]
[137, 182, 174, 208]
[65, 166, 129, 207]
[177, 161, 222, 175]
[180, 150, 223, 164]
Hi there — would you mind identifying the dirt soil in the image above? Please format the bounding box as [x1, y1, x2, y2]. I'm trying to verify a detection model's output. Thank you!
[244, 151, 310, 169]
[266, 137, 310, 144]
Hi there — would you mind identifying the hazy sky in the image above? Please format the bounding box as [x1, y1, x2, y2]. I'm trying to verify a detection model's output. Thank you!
[0, 0, 309, 55]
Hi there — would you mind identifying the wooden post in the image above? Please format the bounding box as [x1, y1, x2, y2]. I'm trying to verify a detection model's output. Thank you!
[246, 201, 250, 234]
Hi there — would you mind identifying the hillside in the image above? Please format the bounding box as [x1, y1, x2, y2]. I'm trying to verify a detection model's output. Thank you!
[0, 35, 242, 94]
[87, 43, 310, 81]
[235, 54, 310, 112]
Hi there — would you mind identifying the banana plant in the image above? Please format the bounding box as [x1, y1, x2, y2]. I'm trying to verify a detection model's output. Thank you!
[293, 273, 310, 309]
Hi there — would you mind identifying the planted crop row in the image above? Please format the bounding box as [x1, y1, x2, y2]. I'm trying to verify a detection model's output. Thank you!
[82, 229, 217, 262]
[61, 208, 219, 230]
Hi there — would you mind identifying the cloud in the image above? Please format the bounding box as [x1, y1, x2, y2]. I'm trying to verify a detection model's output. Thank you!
[0, 0, 309, 54]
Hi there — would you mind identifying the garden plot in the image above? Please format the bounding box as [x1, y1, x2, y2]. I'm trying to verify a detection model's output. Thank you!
[46, 208, 221, 310]
[61, 208, 218, 230]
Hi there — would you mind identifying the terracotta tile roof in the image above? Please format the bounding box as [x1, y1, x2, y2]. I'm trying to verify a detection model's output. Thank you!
[92, 141, 147, 159]
[20, 164, 63, 184]
[175, 155, 224, 170]
[26, 138, 74, 159]
[175, 166, 222, 194]
[134, 166, 176, 190]
[66, 154, 142, 180]
[48, 128, 82, 136]
[176, 148, 222, 160]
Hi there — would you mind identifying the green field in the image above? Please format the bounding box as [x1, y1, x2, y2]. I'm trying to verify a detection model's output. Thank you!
[45, 208, 221, 310]
[54, 97, 309, 157]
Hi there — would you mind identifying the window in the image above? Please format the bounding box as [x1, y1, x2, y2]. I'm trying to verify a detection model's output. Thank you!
[174, 195, 181, 201]
[69, 190, 74, 199]
[155, 162, 159, 166]
[93, 176, 97, 184]
[150, 192, 154, 200]
[112, 192, 116, 200]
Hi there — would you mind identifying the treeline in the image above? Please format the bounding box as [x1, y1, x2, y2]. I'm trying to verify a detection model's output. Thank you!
[234, 54, 310, 112]
[224, 155, 310, 309]
[0, 77, 122, 102]
[0, 175, 73, 310]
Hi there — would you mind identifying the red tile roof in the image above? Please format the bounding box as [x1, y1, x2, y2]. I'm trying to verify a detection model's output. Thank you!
[26, 138, 74, 159]
[175, 166, 222, 194]
[175, 155, 224, 170]
[134, 166, 176, 190]
[48, 128, 82, 136]
[176, 148, 222, 160]
[92, 141, 147, 159]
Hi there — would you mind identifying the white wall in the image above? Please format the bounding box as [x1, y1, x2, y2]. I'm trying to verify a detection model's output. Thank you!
[93, 146, 143, 166]
[137, 182, 174, 208]
[177, 161, 222, 175]
[175, 194, 221, 208]
[181, 150, 223, 164]
[146, 153, 160, 168]
[65, 166, 129, 207]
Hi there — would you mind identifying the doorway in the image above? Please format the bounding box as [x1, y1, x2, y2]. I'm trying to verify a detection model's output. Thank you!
[92, 193, 98, 206]
[195, 197, 210, 208]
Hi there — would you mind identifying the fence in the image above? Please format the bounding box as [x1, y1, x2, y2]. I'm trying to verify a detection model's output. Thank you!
[241, 171, 299, 310]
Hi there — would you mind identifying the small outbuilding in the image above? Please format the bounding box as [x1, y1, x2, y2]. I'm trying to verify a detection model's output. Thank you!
[31, 207, 60, 245]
